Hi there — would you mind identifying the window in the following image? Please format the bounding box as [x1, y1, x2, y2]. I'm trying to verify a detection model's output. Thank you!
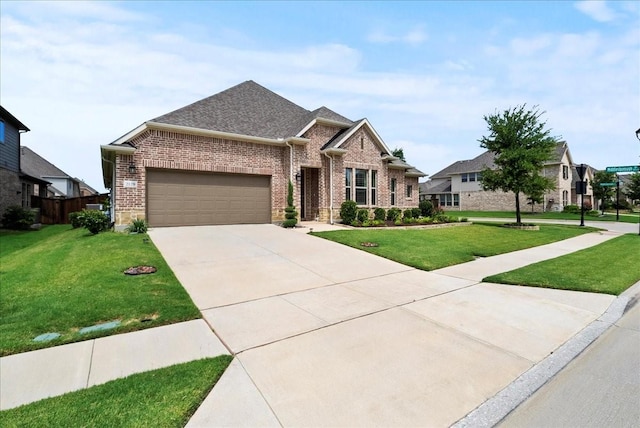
[562, 190, 568, 206]
[346, 168, 376, 205]
[371, 170, 377, 206]
[563, 165, 569, 180]
[461, 173, 468, 183]
[360, 136, 364, 150]
[469, 173, 476, 182]
[476, 172, 482, 181]
[391, 178, 397, 206]
[345, 169, 352, 201]
[355, 169, 368, 204]
[439, 194, 460, 207]
[0, 121, 4, 143]
[406, 184, 413, 198]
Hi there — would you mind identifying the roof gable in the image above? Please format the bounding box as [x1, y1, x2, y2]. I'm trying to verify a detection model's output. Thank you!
[321, 119, 391, 154]
[0, 106, 30, 132]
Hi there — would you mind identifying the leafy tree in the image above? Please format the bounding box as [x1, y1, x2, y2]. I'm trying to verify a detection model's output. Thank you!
[392, 148, 405, 161]
[479, 105, 557, 225]
[592, 170, 617, 214]
[624, 172, 640, 205]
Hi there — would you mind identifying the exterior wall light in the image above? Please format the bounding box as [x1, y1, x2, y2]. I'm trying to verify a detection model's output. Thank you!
[128, 162, 137, 174]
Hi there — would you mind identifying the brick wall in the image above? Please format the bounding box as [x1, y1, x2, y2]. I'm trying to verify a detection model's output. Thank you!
[0, 168, 22, 220]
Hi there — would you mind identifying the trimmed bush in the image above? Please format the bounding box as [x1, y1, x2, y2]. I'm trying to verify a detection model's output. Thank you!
[386, 208, 402, 221]
[357, 209, 369, 223]
[419, 199, 435, 217]
[282, 219, 297, 228]
[403, 209, 414, 220]
[282, 180, 298, 228]
[340, 200, 358, 224]
[373, 207, 386, 221]
[411, 207, 421, 218]
[563, 204, 580, 214]
[69, 211, 84, 229]
[1, 205, 35, 230]
[81, 209, 109, 235]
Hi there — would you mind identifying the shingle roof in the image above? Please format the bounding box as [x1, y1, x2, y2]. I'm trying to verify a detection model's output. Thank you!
[0, 105, 30, 131]
[422, 180, 451, 193]
[21, 146, 70, 179]
[153, 80, 327, 139]
[431, 141, 568, 179]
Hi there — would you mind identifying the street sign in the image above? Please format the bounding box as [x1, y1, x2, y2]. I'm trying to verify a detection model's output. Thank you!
[605, 165, 639, 173]
[599, 182, 617, 187]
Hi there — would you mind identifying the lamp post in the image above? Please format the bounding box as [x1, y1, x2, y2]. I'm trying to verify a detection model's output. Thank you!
[636, 128, 640, 235]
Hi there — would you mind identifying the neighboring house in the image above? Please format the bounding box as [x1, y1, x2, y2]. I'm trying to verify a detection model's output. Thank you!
[101, 81, 425, 229]
[421, 142, 576, 212]
[77, 179, 100, 196]
[571, 164, 597, 210]
[20, 146, 81, 199]
[0, 106, 35, 216]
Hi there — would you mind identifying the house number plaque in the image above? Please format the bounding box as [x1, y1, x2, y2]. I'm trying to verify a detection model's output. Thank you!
[123, 180, 138, 188]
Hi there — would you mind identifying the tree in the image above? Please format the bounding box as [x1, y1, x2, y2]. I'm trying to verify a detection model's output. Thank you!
[624, 172, 640, 205]
[592, 170, 617, 214]
[479, 105, 558, 225]
[392, 147, 405, 161]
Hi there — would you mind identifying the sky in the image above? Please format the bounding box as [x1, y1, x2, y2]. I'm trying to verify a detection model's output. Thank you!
[1, 0, 639, 193]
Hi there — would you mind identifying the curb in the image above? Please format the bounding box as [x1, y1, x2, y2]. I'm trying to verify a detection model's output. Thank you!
[452, 290, 634, 428]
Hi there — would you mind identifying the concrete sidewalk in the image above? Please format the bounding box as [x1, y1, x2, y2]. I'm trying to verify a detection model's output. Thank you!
[0, 225, 632, 428]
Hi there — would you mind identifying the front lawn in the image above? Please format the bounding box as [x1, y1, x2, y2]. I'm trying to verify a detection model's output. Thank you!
[0, 225, 200, 356]
[312, 223, 597, 271]
[484, 234, 640, 295]
[451, 210, 639, 224]
[0, 356, 232, 427]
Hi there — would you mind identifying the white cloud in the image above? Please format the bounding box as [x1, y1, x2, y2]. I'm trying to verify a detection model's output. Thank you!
[574, 1, 617, 22]
[367, 26, 428, 45]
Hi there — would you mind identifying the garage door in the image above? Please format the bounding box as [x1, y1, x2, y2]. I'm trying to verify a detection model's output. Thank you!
[147, 169, 271, 227]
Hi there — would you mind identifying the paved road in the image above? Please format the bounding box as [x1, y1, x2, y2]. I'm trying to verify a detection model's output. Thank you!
[499, 298, 640, 428]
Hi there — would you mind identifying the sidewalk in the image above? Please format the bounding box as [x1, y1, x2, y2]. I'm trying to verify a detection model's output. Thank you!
[0, 228, 634, 427]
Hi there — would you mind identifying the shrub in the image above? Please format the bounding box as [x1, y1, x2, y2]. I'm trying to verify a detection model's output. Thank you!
[81, 209, 109, 235]
[563, 204, 580, 214]
[403, 209, 414, 220]
[340, 200, 358, 224]
[69, 211, 84, 229]
[282, 219, 297, 228]
[282, 180, 298, 228]
[419, 199, 435, 217]
[583, 201, 592, 211]
[613, 200, 631, 210]
[587, 210, 600, 217]
[386, 208, 402, 221]
[357, 209, 369, 223]
[394, 219, 402, 226]
[433, 213, 449, 223]
[1, 205, 35, 230]
[126, 218, 148, 233]
[373, 207, 386, 221]
[411, 207, 422, 218]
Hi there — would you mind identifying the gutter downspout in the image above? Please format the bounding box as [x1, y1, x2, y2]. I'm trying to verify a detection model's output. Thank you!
[323, 151, 334, 224]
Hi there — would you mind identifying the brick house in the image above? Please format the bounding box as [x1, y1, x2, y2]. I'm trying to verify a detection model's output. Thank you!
[101, 81, 425, 229]
[421, 142, 576, 212]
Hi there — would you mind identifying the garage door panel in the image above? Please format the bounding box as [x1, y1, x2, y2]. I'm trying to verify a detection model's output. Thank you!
[147, 170, 271, 227]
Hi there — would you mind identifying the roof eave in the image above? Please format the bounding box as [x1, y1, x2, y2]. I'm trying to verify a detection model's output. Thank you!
[147, 121, 290, 146]
[296, 117, 352, 137]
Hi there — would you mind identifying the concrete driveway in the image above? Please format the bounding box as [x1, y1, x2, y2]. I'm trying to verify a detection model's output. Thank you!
[149, 224, 616, 427]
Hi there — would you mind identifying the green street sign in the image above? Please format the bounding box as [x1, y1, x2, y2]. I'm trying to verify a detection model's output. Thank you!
[605, 165, 639, 173]
[600, 182, 617, 187]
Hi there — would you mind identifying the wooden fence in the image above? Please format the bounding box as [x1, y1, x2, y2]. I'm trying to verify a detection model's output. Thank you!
[31, 194, 109, 224]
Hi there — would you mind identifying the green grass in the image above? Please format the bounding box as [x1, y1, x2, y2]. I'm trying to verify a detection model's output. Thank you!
[0, 225, 201, 356]
[312, 223, 597, 271]
[450, 210, 640, 224]
[0, 356, 232, 427]
[484, 234, 640, 295]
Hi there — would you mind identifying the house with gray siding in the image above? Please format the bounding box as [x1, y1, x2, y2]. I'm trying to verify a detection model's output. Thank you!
[0, 106, 32, 217]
